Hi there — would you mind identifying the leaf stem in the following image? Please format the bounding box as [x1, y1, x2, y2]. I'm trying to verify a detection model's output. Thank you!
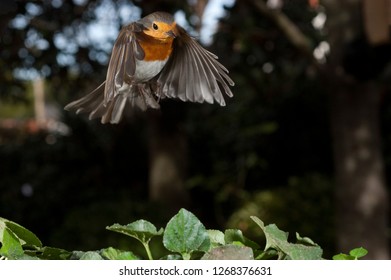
[143, 242, 153, 260]
[182, 252, 191, 260]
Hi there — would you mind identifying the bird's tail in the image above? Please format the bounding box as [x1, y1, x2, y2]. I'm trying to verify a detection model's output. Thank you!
[64, 82, 160, 124]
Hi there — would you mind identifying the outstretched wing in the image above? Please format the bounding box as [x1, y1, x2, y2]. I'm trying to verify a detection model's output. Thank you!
[157, 26, 234, 106]
[65, 22, 149, 124]
[103, 22, 145, 104]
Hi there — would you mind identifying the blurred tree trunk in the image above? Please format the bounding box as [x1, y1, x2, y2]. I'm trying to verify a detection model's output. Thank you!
[330, 83, 389, 259]
[324, 0, 389, 259]
[148, 108, 189, 213]
[33, 78, 46, 125]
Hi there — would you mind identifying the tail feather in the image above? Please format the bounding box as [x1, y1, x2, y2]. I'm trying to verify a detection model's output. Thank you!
[64, 82, 106, 115]
[110, 95, 128, 124]
[64, 81, 160, 124]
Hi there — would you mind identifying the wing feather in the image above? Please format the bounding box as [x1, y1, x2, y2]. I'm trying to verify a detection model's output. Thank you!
[186, 41, 215, 103]
[158, 26, 234, 105]
[104, 23, 144, 103]
[64, 82, 105, 115]
[65, 23, 147, 124]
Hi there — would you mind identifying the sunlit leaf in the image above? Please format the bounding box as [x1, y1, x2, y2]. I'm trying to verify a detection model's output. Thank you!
[0, 228, 23, 257]
[0, 217, 42, 248]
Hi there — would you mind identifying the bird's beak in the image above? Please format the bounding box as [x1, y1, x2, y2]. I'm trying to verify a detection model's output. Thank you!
[166, 25, 178, 38]
[166, 30, 177, 38]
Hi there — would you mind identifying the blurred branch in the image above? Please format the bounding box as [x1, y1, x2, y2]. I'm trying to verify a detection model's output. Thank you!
[247, 0, 313, 57]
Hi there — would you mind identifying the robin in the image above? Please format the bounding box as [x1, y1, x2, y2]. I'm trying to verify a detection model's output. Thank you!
[65, 11, 234, 124]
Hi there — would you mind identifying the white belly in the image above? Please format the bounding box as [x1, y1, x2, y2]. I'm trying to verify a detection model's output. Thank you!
[135, 59, 168, 82]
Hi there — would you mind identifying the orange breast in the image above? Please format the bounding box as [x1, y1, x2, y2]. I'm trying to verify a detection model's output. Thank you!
[138, 34, 174, 62]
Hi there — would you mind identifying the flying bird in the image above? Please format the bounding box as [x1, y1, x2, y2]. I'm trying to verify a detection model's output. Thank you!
[65, 11, 234, 124]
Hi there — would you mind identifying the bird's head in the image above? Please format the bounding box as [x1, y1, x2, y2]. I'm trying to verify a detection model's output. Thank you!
[139, 12, 179, 41]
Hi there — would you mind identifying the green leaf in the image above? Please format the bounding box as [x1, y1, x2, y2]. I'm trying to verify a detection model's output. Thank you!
[201, 245, 254, 260]
[255, 249, 278, 260]
[70, 250, 101, 260]
[70, 251, 85, 260]
[79, 251, 104, 260]
[284, 243, 323, 260]
[163, 208, 210, 260]
[106, 220, 163, 244]
[250, 216, 266, 231]
[26, 246, 71, 260]
[332, 247, 368, 260]
[101, 247, 139, 260]
[251, 216, 323, 260]
[224, 229, 260, 250]
[333, 253, 355, 260]
[4, 220, 42, 247]
[224, 229, 245, 245]
[349, 247, 368, 259]
[208, 230, 225, 247]
[264, 224, 289, 251]
[0, 217, 42, 248]
[251, 216, 288, 251]
[0, 228, 24, 257]
[296, 232, 318, 246]
[9, 254, 40, 260]
[107, 220, 162, 260]
[160, 254, 182, 260]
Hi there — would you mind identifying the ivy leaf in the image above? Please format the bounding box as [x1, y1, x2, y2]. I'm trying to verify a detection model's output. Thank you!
[163, 208, 210, 260]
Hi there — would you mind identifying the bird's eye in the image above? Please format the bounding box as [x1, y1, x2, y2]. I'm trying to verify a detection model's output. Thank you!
[152, 23, 158, 30]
